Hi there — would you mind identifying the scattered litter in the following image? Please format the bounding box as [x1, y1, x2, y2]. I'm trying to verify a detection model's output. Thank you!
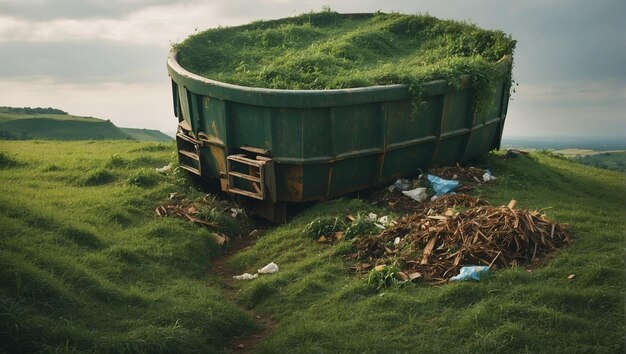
[402, 187, 428, 202]
[258, 262, 279, 274]
[388, 178, 411, 192]
[155, 163, 173, 174]
[429, 166, 493, 191]
[408, 272, 422, 281]
[368, 213, 396, 229]
[506, 149, 529, 158]
[233, 273, 258, 280]
[155, 194, 246, 237]
[567, 274, 576, 280]
[393, 237, 401, 246]
[482, 169, 497, 182]
[430, 195, 439, 202]
[230, 208, 243, 218]
[427, 174, 459, 196]
[233, 262, 279, 280]
[213, 233, 230, 245]
[450, 266, 490, 281]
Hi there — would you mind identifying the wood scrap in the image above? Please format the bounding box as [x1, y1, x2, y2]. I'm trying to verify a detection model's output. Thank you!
[350, 194, 571, 284]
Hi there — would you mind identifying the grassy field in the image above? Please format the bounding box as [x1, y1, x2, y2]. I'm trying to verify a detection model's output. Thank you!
[0, 141, 256, 352]
[1, 141, 624, 353]
[551, 149, 626, 172]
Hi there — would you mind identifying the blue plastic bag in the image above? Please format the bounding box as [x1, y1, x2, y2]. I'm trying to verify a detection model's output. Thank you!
[427, 174, 459, 196]
[450, 266, 490, 281]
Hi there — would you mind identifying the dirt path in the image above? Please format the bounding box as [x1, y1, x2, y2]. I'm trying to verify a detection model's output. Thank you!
[211, 232, 276, 353]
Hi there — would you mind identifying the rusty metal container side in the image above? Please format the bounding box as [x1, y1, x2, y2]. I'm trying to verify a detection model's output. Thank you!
[167, 51, 512, 203]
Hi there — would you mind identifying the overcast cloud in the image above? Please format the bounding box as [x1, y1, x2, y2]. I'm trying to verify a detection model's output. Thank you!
[0, 0, 624, 137]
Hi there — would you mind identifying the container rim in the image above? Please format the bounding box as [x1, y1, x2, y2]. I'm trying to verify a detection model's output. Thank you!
[167, 50, 409, 94]
[167, 50, 511, 107]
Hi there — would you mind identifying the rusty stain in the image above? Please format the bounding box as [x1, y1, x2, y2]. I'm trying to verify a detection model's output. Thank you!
[210, 120, 219, 138]
[281, 165, 303, 201]
[209, 145, 227, 174]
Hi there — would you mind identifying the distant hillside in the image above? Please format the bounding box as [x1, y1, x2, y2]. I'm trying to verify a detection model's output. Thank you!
[119, 128, 172, 142]
[502, 135, 626, 151]
[0, 106, 172, 142]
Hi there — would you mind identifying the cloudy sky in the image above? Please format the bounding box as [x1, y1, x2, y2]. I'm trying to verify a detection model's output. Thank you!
[1, 0, 624, 137]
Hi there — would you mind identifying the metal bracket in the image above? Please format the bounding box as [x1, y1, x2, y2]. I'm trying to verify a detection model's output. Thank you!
[176, 122, 202, 175]
[227, 153, 275, 202]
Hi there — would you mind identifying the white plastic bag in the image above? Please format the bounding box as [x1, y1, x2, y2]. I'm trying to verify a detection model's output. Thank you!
[155, 163, 172, 174]
[233, 273, 258, 280]
[402, 187, 427, 202]
[258, 262, 279, 274]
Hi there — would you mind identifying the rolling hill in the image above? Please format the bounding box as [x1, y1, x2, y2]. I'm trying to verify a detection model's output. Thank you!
[0, 106, 171, 142]
[0, 140, 623, 353]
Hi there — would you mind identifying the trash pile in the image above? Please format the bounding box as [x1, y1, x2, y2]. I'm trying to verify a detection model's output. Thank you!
[429, 165, 496, 191]
[350, 194, 571, 284]
[372, 165, 497, 213]
[155, 193, 247, 245]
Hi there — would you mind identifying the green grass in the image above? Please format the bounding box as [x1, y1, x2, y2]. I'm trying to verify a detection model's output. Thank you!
[227, 152, 624, 353]
[1, 141, 624, 353]
[175, 11, 515, 101]
[0, 141, 256, 352]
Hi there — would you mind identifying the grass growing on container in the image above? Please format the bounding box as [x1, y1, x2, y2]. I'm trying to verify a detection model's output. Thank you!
[227, 152, 624, 353]
[0, 141, 257, 352]
[175, 11, 515, 105]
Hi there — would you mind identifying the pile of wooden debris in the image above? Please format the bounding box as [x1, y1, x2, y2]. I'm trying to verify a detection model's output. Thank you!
[351, 194, 571, 284]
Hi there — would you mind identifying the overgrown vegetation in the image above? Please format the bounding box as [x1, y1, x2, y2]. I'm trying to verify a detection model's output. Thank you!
[176, 11, 516, 105]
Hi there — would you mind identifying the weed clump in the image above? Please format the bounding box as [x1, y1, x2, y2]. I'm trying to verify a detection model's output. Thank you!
[127, 169, 158, 187]
[303, 216, 345, 238]
[105, 154, 129, 168]
[0, 151, 22, 169]
[83, 169, 116, 186]
[366, 265, 401, 291]
[196, 206, 240, 238]
[344, 214, 379, 240]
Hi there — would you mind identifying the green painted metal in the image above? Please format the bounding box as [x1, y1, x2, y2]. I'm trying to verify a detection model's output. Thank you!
[167, 50, 512, 203]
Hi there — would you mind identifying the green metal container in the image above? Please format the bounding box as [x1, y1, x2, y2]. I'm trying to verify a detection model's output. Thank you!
[167, 51, 512, 222]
